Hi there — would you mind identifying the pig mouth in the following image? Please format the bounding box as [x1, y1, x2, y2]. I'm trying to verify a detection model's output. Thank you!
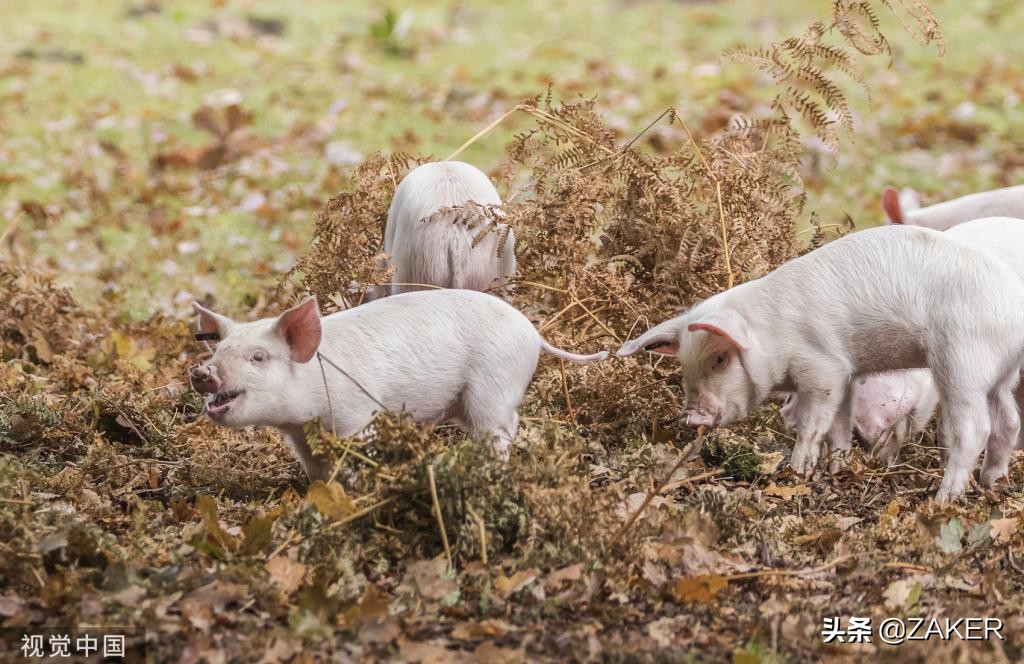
[205, 389, 245, 419]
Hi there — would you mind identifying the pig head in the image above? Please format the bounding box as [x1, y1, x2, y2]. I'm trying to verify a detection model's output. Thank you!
[189, 297, 324, 428]
[617, 303, 772, 428]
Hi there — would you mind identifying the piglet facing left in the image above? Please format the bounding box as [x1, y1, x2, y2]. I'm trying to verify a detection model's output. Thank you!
[616, 224, 1024, 501]
[189, 289, 608, 480]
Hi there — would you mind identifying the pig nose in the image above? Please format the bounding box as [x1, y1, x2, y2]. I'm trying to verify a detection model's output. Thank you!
[189, 364, 222, 394]
[684, 411, 714, 428]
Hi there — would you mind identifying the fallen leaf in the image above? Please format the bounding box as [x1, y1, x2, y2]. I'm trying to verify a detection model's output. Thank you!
[407, 558, 457, 601]
[936, 517, 964, 554]
[195, 495, 238, 552]
[546, 563, 583, 589]
[306, 480, 355, 521]
[240, 516, 274, 554]
[451, 619, 517, 641]
[473, 641, 525, 664]
[883, 578, 922, 611]
[763, 482, 811, 501]
[180, 581, 247, 632]
[494, 568, 539, 599]
[396, 637, 452, 664]
[265, 556, 306, 597]
[672, 574, 729, 603]
[990, 517, 1018, 544]
[646, 616, 692, 648]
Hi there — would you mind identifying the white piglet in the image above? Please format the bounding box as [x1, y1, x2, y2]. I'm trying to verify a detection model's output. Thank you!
[883, 184, 1024, 230]
[374, 161, 515, 299]
[616, 225, 1024, 501]
[783, 217, 1024, 464]
[189, 289, 607, 480]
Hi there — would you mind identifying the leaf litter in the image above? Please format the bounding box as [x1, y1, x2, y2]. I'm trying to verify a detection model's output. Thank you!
[2, 1, 1024, 662]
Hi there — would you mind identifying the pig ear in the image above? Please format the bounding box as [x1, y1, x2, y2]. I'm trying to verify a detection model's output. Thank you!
[882, 187, 904, 224]
[616, 319, 682, 357]
[274, 296, 322, 363]
[686, 310, 750, 351]
[192, 302, 234, 338]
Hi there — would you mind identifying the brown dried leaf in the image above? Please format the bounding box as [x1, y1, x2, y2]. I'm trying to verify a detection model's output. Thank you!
[306, 480, 355, 521]
[672, 574, 729, 603]
[763, 482, 811, 501]
[494, 568, 540, 599]
[265, 556, 305, 597]
[990, 517, 1018, 544]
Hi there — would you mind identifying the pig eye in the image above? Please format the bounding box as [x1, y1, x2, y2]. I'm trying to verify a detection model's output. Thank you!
[710, 352, 729, 371]
[249, 349, 268, 363]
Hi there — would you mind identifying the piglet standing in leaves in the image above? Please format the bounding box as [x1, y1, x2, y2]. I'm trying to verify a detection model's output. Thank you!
[616, 224, 1024, 501]
[189, 289, 607, 479]
[883, 184, 1024, 229]
[372, 161, 515, 300]
[783, 216, 1024, 464]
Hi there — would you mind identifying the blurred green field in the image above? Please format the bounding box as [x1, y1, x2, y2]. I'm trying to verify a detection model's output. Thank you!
[3, 0, 1024, 317]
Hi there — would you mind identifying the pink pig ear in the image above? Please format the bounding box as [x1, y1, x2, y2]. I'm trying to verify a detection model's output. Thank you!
[192, 302, 234, 338]
[882, 187, 903, 224]
[687, 310, 750, 351]
[274, 296, 322, 363]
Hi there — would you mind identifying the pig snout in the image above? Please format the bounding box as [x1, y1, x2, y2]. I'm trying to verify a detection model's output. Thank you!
[189, 364, 222, 394]
[684, 410, 715, 428]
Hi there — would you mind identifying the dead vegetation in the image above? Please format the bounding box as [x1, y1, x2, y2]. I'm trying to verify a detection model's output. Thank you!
[4, 1, 1023, 662]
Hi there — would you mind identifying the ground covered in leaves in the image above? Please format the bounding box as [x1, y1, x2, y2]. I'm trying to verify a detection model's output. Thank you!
[3, 1, 1024, 662]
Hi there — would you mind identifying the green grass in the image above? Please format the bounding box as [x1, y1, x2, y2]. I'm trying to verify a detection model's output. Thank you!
[3, 0, 1024, 316]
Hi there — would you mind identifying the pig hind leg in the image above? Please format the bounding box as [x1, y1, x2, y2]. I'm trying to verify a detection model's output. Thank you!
[1015, 380, 1024, 451]
[460, 384, 524, 461]
[932, 353, 1000, 501]
[980, 373, 1021, 489]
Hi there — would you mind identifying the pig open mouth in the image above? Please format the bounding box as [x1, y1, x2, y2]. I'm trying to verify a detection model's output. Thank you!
[205, 389, 245, 419]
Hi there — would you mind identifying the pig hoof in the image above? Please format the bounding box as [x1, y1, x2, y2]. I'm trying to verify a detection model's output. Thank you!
[934, 486, 964, 504]
[828, 456, 847, 474]
[980, 467, 1006, 490]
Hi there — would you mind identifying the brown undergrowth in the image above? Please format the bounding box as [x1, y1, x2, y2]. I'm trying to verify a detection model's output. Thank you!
[6, 2, 1021, 662]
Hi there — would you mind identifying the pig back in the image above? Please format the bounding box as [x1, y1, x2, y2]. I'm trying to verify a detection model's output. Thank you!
[907, 185, 1024, 231]
[749, 225, 1024, 373]
[318, 290, 540, 418]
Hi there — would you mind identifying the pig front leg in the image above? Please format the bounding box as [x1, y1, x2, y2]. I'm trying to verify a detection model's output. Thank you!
[825, 390, 853, 473]
[278, 424, 329, 482]
[789, 384, 847, 477]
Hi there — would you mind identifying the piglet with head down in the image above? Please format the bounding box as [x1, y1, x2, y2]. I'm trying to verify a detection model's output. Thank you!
[617, 224, 1024, 501]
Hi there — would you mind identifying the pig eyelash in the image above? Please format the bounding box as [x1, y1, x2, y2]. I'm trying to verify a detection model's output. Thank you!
[710, 352, 729, 371]
[249, 350, 268, 362]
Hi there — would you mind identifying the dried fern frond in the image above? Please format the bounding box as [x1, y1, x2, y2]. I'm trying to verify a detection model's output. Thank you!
[728, 0, 943, 148]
